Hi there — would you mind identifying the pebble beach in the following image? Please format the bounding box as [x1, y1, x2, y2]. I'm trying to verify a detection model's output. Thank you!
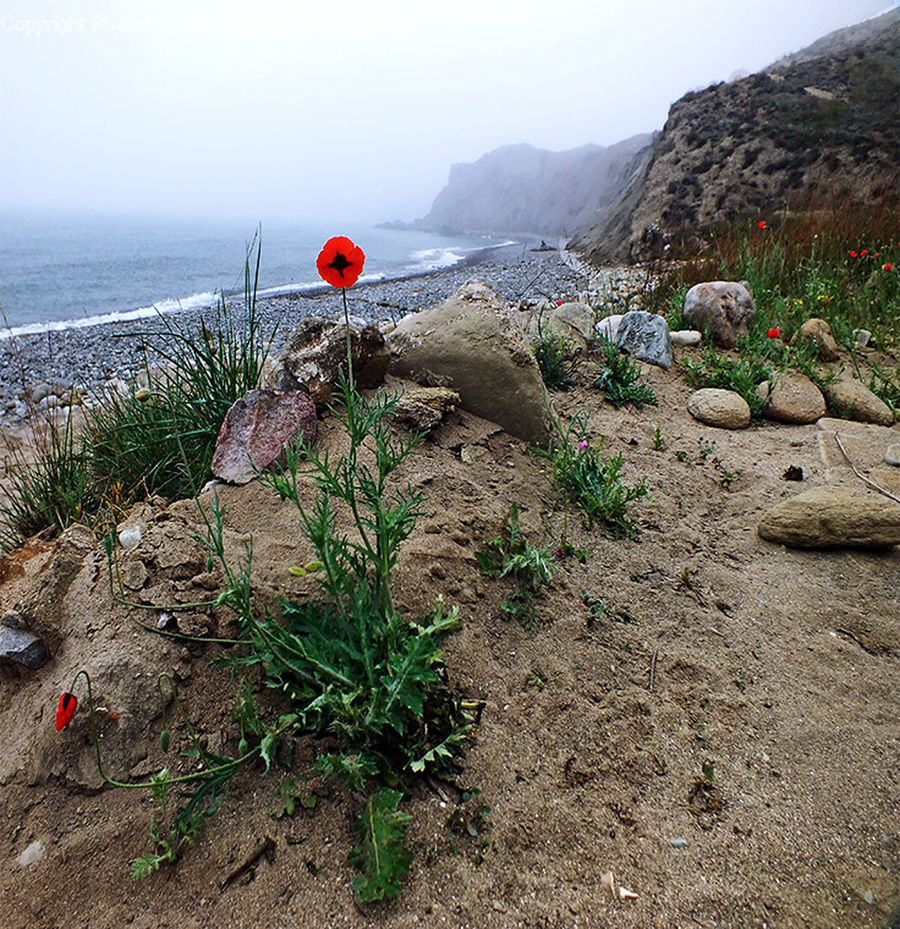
[0, 244, 645, 423]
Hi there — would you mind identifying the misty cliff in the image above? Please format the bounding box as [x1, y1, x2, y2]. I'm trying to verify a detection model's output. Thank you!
[416, 135, 652, 237]
[570, 9, 900, 264]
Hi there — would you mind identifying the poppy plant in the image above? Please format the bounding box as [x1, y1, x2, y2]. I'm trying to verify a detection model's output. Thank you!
[56, 692, 77, 730]
[316, 236, 365, 289]
[849, 250, 858, 258]
[885, 263, 894, 272]
[767, 328, 780, 338]
[757, 220, 766, 230]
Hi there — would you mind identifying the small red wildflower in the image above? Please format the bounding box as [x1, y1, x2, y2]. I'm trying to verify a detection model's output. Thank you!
[767, 328, 780, 339]
[860, 249, 868, 257]
[316, 236, 365, 289]
[56, 692, 77, 730]
[885, 263, 894, 272]
[873, 252, 879, 258]
[556, 300, 564, 306]
[849, 250, 858, 258]
[758, 220, 766, 230]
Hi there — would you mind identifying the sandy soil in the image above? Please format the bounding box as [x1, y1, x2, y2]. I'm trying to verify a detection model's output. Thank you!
[0, 339, 899, 929]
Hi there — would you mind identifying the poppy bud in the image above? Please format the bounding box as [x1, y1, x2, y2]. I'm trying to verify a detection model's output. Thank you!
[238, 737, 249, 757]
[56, 692, 77, 731]
[160, 729, 171, 752]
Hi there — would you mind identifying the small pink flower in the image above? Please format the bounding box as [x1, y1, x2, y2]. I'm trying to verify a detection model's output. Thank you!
[577, 440, 589, 453]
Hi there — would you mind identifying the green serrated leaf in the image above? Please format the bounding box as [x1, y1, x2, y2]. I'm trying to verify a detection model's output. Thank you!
[349, 788, 413, 902]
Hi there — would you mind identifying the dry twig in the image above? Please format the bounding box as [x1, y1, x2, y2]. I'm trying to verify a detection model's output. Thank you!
[834, 433, 900, 504]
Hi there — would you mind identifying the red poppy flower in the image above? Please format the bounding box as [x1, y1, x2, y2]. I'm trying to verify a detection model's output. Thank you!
[767, 328, 780, 338]
[758, 220, 766, 230]
[860, 249, 868, 257]
[849, 250, 858, 258]
[885, 263, 894, 272]
[56, 692, 77, 730]
[556, 300, 564, 306]
[316, 236, 365, 289]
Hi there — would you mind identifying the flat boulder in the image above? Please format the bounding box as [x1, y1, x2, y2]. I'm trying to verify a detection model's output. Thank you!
[756, 373, 826, 424]
[387, 282, 553, 445]
[277, 316, 389, 407]
[687, 388, 751, 429]
[758, 486, 900, 548]
[392, 385, 460, 432]
[683, 281, 756, 348]
[824, 376, 894, 426]
[212, 389, 317, 485]
[615, 311, 672, 369]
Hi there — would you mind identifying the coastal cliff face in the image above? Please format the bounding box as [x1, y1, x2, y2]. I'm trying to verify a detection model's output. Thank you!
[570, 10, 900, 263]
[416, 134, 652, 237]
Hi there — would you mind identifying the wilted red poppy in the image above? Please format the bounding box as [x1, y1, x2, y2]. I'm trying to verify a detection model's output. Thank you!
[758, 220, 766, 230]
[767, 328, 780, 338]
[56, 692, 77, 730]
[316, 236, 365, 289]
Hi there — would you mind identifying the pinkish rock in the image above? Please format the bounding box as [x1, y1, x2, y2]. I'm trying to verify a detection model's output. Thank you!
[212, 389, 317, 484]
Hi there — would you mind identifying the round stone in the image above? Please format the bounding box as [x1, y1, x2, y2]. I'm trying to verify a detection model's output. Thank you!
[687, 388, 751, 429]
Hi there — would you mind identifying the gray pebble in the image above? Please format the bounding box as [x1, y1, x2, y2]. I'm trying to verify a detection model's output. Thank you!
[670, 837, 688, 849]
[886, 443, 900, 467]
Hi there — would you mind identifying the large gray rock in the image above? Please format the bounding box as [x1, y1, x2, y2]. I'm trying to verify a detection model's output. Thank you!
[0, 623, 49, 669]
[687, 388, 751, 429]
[387, 282, 553, 445]
[756, 374, 826, 424]
[824, 376, 894, 426]
[615, 311, 672, 369]
[277, 316, 389, 407]
[683, 282, 756, 348]
[758, 486, 900, 548]
[212, 389, 317, 485]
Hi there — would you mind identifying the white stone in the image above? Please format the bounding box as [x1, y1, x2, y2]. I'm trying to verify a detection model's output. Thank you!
[118, 526, 142, 550]
[595, 314, 623, 342]
[886, 443, 900, 467]
[670, 329, 702, 346]
[17, 840, 45, 868]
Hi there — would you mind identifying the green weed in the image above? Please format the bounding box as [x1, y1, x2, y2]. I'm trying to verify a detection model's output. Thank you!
[533, 333, 579, 391]
[593, 336, 658, 409]
[535, 415, 649, 538]
[477, 503, 555, 633]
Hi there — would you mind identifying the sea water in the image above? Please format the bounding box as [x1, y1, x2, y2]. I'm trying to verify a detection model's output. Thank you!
[0, 211, 502, 339]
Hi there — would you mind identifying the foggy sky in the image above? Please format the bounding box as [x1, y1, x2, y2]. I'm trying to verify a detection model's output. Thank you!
[1, 0, 895, 224]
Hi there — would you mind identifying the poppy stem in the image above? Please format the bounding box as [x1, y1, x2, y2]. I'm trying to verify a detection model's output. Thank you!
[342, 286, 354, 385]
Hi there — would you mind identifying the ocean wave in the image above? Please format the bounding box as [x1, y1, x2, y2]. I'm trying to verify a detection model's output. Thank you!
[0, 290, 219, 341]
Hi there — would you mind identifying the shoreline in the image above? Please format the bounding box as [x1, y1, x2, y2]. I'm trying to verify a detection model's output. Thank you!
[0, 243, 635, 422]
